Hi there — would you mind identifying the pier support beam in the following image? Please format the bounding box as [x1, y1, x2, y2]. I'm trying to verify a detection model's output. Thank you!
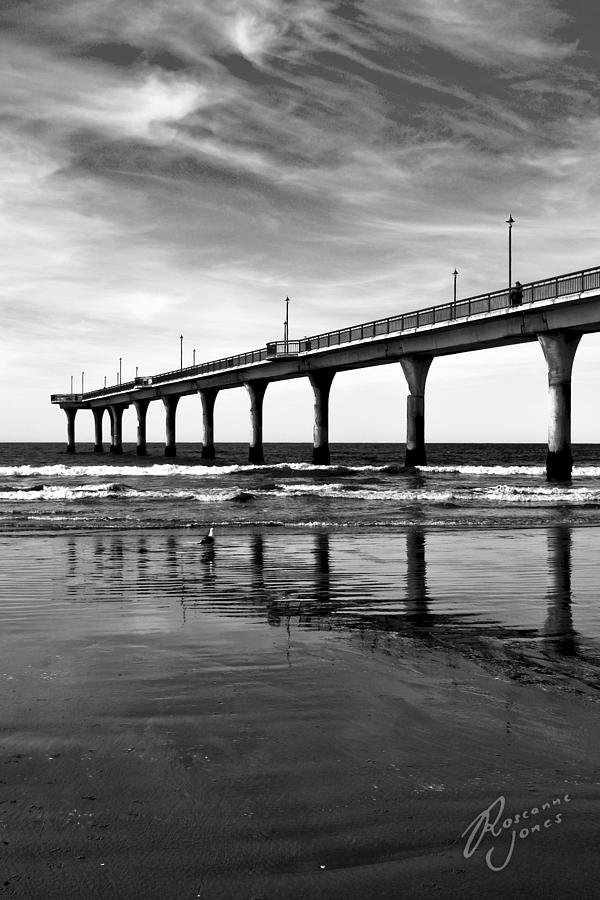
[163, 396, 179, 457]
[400, 356, 433, 467]
[246, 380, 268, 464]
[308, 371, 336, 465]
[92, 408, 104, 453]
[64, 407, 77, 453]
[538, 332, 582, 481]
[134, 399, 150, 457]
[108, 404, 127, 455]
[198, 388, 219, 460]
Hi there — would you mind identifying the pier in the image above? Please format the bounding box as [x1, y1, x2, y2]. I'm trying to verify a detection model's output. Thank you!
[51, 264, 600, 480]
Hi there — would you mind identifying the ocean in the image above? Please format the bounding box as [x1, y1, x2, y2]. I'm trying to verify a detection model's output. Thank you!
[3, 441, 600, 898]
[3, 438, 600, 655]
[4, 441, 600, 532]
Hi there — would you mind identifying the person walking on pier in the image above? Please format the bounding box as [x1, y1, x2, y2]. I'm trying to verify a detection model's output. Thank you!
[510, 281, 523, 306]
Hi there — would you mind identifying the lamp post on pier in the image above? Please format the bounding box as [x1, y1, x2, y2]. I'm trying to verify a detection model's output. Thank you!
[284, 296, 290, 350]
[453, 268, 458, 304]
[180, 335, 183, 369]
[81, 371, 84, 394]
[70, 375, 73, 396]
[193, 348, 196, 365]
[506, 214, 514, 295]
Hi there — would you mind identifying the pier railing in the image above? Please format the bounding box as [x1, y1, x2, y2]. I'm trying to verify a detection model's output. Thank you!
[300, 265, 600, 353]
[266, 340, 303, 358]
[62, 263, 600, 402]
[77, 347, 269, 401]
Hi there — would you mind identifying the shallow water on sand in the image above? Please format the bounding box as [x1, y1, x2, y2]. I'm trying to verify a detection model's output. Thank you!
[3, 526, 600, 899]
[3, 525, 600, 648]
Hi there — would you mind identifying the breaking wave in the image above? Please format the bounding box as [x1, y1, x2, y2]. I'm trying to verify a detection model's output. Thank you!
[2, 481, 600, 506]
[2, 461, 600, 480]
[418, 464, 600, 477]
[0, 462, 401, 479]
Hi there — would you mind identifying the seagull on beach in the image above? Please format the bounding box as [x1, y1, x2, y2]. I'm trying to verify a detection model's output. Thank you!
[200, 526, 215, 545]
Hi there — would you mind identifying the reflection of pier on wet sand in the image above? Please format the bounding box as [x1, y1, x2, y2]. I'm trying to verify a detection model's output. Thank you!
[4, 525, 600, 898]
[60, 524, 592, 689]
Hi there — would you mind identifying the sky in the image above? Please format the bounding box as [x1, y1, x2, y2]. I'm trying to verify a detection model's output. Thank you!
[3, 0, 600, 446]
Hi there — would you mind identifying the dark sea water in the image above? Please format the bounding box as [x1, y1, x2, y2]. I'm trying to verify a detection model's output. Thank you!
[3, 441, 600, 532]
[3, 440, 600, 656]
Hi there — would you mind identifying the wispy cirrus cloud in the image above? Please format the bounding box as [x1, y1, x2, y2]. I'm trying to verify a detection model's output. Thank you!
[360, 0, 576, 71]
[3, 0, 600, 439]
[2, 38, 215, 140]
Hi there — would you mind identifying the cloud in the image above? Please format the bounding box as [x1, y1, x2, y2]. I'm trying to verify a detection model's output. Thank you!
[2, 37, 211, 142]
[359, 0, 577, 72]
[229, 5, 283, 63]
[3, 0, 600, 439]
[92, 71, 206, 138]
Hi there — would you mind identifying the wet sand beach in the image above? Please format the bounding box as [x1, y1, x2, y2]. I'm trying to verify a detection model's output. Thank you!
[2, 527, 600, 898]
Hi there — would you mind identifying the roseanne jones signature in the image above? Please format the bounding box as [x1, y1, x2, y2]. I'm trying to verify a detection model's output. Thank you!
[462, 793, 571, 872]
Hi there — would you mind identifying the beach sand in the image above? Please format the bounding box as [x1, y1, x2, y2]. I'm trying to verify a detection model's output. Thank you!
[2, 529, 600, 899]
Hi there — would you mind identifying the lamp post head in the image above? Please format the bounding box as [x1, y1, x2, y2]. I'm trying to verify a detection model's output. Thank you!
[506, 214, 515, 226]
[452, 268, 458, 277]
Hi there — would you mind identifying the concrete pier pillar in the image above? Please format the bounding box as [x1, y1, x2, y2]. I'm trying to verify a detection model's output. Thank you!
[538, 332, 582, 481]
[64, 407, 77, 453]
[162, 396, 179, 457]
[308, 371, 336, 465]
[92, 408, 104, 453]
[198, 388, 218, 460]
[246, 381, 268, 464]
[400, 356, 433, 467]
[108, 404, 126, 455]
[134, 399, 150, 457]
